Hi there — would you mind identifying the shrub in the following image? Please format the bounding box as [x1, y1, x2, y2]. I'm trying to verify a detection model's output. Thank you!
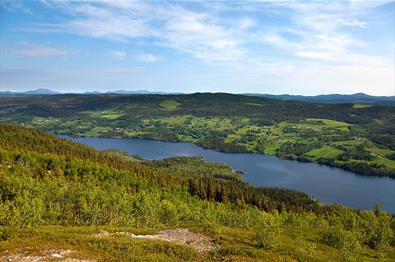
[291, 236, 316, 261]
[253, 223, 281, 250]
[160, 200, 179, 225]
[322, 227, 361, 261]
[0, 226, 9, 240]
[357, 210, 393, 249]
[339, 234, 361, 262]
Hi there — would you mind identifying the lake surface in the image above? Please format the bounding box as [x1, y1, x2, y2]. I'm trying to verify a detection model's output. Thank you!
[61, 136, 395, 213]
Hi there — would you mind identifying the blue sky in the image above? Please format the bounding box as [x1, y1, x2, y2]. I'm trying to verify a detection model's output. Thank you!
[0, 0, 394, 95]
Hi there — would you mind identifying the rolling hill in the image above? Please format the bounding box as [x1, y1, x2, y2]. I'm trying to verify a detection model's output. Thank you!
[1, 93, 394, 178]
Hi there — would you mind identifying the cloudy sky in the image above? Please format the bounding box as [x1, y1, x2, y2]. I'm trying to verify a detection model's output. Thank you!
[0, 0, 394, 95]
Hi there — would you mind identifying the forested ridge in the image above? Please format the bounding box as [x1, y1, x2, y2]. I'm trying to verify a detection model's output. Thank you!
[0, 125, 394, 261]
[0, 124, 317, 215]
[1, 93, 394, 178]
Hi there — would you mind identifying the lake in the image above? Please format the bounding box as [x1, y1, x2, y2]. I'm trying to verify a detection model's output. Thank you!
[61, 136, 395, 213]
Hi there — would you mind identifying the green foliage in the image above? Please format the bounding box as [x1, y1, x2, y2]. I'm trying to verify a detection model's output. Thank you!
[386, 153, 395, 160]
[357, 210, 393, 249]
[1, 93, 394, 177]
[253, 222, 281, 250]
[322, 227, 349, 249]
[277, 141, 318, 159]
[337, 144, 373, 161]
[339, 234, 361, 262]
[0, 125, 394, 261]
[0, 125, 321, 229]
[160, 99, 181, 110]
[322, 227, 361, 261]
[293, 237, 316, 261]
[0, 225, 9, 240]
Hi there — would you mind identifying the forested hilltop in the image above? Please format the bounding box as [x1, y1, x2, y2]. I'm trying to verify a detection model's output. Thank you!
[1, 93, 394, 178]
[0, 125, 394, 261]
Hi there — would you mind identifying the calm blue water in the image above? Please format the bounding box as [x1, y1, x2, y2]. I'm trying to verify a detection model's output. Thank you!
[61, 136, 395, 213]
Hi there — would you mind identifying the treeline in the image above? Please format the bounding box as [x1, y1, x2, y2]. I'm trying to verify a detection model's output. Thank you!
[0, 125, 183, 188]
[337, 144, 373, 161]
[188, 177, 318, 212]
[333, 161, 395, 178]
[146, 156, 243, 182]
[276, 142, 318, 159]
[197, 136, 247, 153]
[0, 125, 320, 216]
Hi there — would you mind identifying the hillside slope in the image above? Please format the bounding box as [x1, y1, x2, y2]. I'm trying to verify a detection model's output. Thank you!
[1, 93, 394, 178]
[0, 125, 394, 261]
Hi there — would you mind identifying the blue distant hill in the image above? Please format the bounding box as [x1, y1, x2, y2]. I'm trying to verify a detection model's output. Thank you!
[0, 88, 60, 95]
[1, 89, 393, 106]
[243, 92, 395, 106]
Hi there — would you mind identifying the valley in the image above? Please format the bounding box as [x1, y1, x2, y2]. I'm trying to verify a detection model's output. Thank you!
[1, 93, 394, 178]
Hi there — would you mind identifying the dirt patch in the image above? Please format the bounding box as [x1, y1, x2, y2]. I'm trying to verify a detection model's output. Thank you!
[95, 228, 215, 254]
[1, 249, 95, 262]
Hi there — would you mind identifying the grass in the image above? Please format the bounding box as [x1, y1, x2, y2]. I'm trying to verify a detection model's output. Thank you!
[264, 143, 281, 154]
[160, 100, 181, 110]
[367, 146, 394, 156]
[353, 104, 373, 109]
[306, 146, 343, 159]
[83, 110, 124, 120]
[0, 226, 199, 262]
[373, 157, 395, 169]
[303, 118, 351, 128]
[334, 140, 363, 146]
[2, 225, 393, 262]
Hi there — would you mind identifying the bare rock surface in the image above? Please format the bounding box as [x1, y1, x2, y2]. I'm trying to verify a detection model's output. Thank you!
[95, 228, 215, 254]
[1, 249, 95, 262]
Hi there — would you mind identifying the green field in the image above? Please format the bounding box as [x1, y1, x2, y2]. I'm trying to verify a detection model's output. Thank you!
[353, 104, 374, 109]
[307, 146, 344, 159]
[160, 99, 181, 110]
[0, 93, 394, 177]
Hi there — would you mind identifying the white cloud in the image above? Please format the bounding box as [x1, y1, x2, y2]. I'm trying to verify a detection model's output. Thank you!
[348, 0, 394, 11]
[137, 54, 162, 63]
[238, 17, 256, 29]
[5, 0, 393, 95]
[295, 51, 336, 61]
[25, 1, 247, 63]
[11, 42, 68, 56]
[110, 50, 127, 58]
[26, 0, 391, 66]
[259, 0, 391, 71]
[161, 8, 245, 62]
[342, 19, 368, 28]
[1, 0, 33, 14]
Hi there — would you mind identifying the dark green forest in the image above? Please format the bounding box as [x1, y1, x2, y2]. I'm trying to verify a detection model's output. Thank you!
[0, 125, 394, 261]
[1, 93, 394, 178]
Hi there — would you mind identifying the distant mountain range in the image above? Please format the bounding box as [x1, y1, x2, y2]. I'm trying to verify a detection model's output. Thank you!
[0, 89, 179, 95]
[243, 92, 395, 105]
[1, 89, 394, 105]
[83, 90, 178, 95]
[0, 88, 61, 95]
